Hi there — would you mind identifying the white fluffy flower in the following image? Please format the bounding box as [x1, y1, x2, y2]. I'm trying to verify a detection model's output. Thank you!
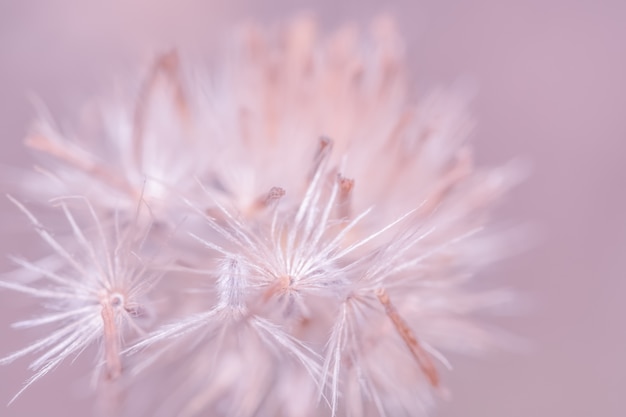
[0, 196, 162, 405]
[2, 15, 519, 417]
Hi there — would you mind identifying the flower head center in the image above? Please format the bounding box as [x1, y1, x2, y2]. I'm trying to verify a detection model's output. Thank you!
[108, 292, 125, 309]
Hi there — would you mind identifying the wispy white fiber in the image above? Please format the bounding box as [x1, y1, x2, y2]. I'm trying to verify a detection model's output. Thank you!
[0, 14, 520, 417]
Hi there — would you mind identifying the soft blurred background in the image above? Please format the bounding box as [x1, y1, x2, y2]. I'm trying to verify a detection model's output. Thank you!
[0, 0, 624, 416]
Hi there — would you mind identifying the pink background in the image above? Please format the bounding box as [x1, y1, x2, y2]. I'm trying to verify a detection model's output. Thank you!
[1, 1, 624, 416]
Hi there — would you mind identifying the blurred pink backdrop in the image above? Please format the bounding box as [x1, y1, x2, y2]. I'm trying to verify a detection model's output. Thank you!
[1, 1, 624, 416]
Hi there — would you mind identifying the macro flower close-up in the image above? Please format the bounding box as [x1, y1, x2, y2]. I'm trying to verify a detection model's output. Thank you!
[1, 13, 517, 417]
[1, 1, 624, 417]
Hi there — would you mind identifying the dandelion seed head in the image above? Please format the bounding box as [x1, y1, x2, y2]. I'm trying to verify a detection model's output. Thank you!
[2, 14, 522, 417]
[0, 197, 165, 402]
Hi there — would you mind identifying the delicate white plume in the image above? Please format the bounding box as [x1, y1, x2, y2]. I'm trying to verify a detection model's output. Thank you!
[1, 14, 519, 417]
